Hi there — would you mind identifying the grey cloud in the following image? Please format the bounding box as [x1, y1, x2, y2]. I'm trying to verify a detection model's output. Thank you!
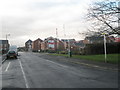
[2, 16, 36, 37]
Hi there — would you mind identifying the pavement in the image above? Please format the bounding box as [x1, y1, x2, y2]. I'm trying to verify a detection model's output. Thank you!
[2, 52, 118, 88]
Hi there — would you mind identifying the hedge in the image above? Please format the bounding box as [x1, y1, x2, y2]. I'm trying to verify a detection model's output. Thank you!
[84, 42, 120, 55]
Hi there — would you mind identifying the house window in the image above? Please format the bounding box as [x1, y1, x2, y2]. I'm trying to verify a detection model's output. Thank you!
[48, 44, 54, 48]
[48, 40, 54, 43]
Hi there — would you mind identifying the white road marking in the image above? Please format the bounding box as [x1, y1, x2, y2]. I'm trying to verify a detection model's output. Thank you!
[18, 59, 29, 88]
[5, 62, 11, 72]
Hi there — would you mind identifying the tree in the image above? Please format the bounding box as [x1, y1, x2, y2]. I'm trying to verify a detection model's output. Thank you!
[86, 0, 120, 35]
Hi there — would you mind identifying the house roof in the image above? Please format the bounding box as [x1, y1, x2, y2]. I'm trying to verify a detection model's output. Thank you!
[61, 39, 75, 42]
[44, 37, 58, 42]
[34, 38, 43, 42]
[25, 39, 32, 44]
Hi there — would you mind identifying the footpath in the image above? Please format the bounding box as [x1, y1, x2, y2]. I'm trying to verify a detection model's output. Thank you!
[36, 53, 118, 71]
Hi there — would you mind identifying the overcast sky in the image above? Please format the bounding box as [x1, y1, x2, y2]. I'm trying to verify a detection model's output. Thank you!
[1, 0, 99, 47]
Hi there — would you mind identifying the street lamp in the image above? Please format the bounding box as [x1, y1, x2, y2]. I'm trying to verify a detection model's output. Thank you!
[6, 34, 10, 40]
[102, 33, 107, 63]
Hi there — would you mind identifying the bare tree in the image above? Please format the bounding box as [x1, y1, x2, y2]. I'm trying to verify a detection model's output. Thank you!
[86, 0, 120, 35]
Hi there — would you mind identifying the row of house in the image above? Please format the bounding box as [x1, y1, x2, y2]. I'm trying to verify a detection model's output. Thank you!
[25, 35, 120, 54]
[25, 37, 69, 52]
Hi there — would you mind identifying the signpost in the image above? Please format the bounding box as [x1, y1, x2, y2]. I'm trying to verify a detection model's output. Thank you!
[102, 33, 107, 63]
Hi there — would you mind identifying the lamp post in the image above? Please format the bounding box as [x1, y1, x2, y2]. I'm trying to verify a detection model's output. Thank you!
[102, 33, 107, 63]
[6, 34, 10, 40]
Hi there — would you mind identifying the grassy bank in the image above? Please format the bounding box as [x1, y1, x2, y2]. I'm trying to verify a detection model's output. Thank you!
[50, 53, 119, 64]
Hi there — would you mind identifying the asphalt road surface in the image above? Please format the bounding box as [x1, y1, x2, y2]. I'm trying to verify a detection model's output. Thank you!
[2, 52, 118, 88]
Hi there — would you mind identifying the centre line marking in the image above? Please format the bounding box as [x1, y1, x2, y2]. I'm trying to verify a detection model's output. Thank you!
[18, 59, 29, 88]
[5, 62, 11, 72]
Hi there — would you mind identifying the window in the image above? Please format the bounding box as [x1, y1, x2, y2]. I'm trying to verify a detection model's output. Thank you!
[48, 44, 54, 48]
[48, 40, 54, 43]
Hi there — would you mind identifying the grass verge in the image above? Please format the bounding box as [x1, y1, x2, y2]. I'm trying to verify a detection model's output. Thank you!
[49, 53, 119, 64]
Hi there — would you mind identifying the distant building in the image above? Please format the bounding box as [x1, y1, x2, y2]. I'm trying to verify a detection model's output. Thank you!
[32, 38, 43, 52]
[61, 40, 85, 55]
[56, 39, 65, 51]
[25, 39, 32, 51]
[106, 36, 115, 43]
[74, 40, 85, 48]
[85, 36, 104, 44]
[44, 37, 57, 51]
[41, 41, 47, 51]
[114, 35, 120, 42]
[18, 47, 26, 52]
[41, 37, 65, 52]
[61, 39, 75, 43]
[61, 39, 76, 50]
[0, 40, 10, 54]
[85, 35, 120, 44]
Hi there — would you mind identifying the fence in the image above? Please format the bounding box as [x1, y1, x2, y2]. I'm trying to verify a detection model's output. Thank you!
[83, 42, 120, 55]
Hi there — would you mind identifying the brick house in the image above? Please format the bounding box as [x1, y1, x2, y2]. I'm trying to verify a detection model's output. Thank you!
[41, 37, 65, 52]
[84, 35, 118, 44]
[41, 41, 47, 51]
[25, 39, 32, 51]
[71, 40, 86, 54]
[114, 35, 120, 42]
[56, 40, 65, 51]
[0, 40, 10, 54]
[43, 37, 57, 51]
[32, 38, 43, 52]
[61, 39, 76, 50]
[85, 36, 104, 44]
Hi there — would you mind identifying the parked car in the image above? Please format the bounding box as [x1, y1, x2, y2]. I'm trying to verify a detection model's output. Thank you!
[6, 51, 17, 59]
[9, 45, 18, 55]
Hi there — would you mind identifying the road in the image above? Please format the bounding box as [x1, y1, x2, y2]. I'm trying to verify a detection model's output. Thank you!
[2, 52, 118, 88]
